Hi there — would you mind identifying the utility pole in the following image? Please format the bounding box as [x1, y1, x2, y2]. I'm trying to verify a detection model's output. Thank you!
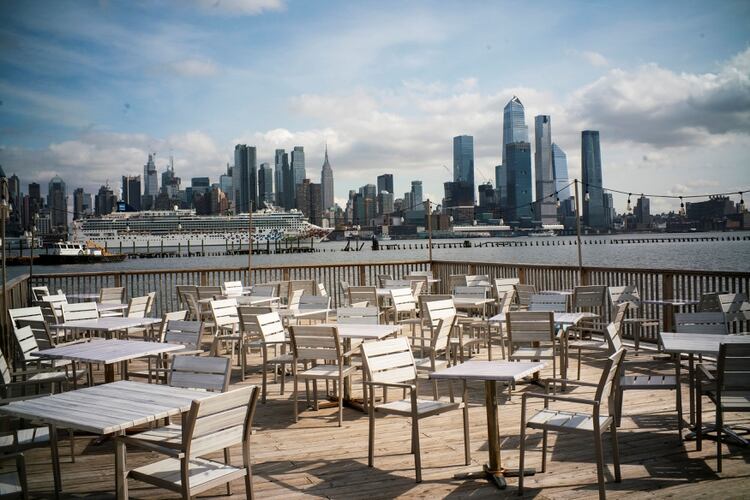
[574, 179, 583, 270]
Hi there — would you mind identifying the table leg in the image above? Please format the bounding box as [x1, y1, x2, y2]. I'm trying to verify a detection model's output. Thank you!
[485, 379, 503, 484]
[115, 431, 128, 499]
[104, 364, 115, 384]
[49, 425, 61, 499]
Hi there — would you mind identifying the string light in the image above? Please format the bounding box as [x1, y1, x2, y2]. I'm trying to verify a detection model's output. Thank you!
[555, 194, 560, 209]
[584, 183, 590, 202]
[740, 192, 746, 213]
[679, 196, 685, 216]
[626, 193, 632, 213]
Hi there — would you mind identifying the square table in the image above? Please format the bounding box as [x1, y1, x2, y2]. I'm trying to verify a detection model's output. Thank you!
[97, 302, 128, 313]
[316, 323, 400, 340]
[0, 380, 212, 499]
[430, 361, 545, 488]
[51, 317, 162, 340]
[32, 338, 184, 383]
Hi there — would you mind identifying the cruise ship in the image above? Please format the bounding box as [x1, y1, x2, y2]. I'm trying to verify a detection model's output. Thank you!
[72, 207, 332, 248]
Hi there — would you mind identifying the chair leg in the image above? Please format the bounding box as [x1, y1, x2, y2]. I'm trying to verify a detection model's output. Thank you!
[676, 382, 683, 442]
[716, 407, 723, 473]
[313, 380, 319, 411]
[412, 416, 422, 483]
[69, 429, 75, 463]
[593, 431, 606, 500]
[611, 422, 621, 483]
[293, 374, 299, 423]
[696, 384, 703, 451]
[541, 429, 548, 473]
[338, 373, 344, 427]
[616, 387, 624, 427]
[518, 423, 527, 495]
[280, 363, 286, 395]
[462, 381, 471, 465]
[577, 347, 582, 380]
[224, 448, 232, 495]
[261, 359, 268, 404]
[368, 394, 375, 467]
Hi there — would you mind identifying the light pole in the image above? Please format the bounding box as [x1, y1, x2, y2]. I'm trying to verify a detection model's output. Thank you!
[574, 179, 583, 270]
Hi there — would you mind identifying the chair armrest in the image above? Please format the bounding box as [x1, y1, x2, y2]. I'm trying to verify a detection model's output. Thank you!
[695, 363, 715, 382]
[523, 392, 597, 406]
[117, 435, 184, 458]
[543, 378, 599, 388]
[166, 349, 205, 357]
[364, 381, 416, 391]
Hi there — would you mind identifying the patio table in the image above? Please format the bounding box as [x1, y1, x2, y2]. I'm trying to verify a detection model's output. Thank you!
[66, 292, 100, 302]
[96, 302, 128, 313]
[51, 316, 162, 340]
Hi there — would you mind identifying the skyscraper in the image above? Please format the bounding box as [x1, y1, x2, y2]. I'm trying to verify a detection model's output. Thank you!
[321, 145, 334, 209]
[534, 115, 556, 224]
[410, 180, 423, 208]
[494, 164, 506, 208]
[295, 178, 322, 226]
[94, 184, 116, 216]
[502, 96, 529, 167]
[47, 175, 67, 233]
[291, 146, 305, 187]
[551, 143, 571, 200]
[274, 149, 285, 207]
[258, 162, 273, 205]
[376, 174, 393, 197]
[281, 152, 294, 209]
[581, 130, 607, 230]
[234, 144, 257, 212]
[73, 188, 85, 220]
[219, 164, 233, 205]
[143, 153, 158, 197]
[505, 142, 533, 223]
[452, 135, 475, 204]
[122, 175, 141, 211]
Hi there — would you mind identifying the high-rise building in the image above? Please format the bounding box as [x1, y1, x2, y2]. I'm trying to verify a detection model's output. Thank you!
[143, 153, 158, 197]
[378, 191, 394, 215]
[160, 158, 180, 199]
[274, 149, 285, 207]
[581, 130, 607, 230]
[410, 180, 423, 208]
[443, 181, 474, 208]
[291, 146, 305, 187]
[47, 175, 67, 233]
[403, 192, 413, 212]
[296, 179, 322, 226]
[94, 184, 116, 216]
[258, 162, 273, 206]
[551, 143, 571, 200]
[376, 174, 394, 198]
[452, 135, 475, 204]
[502, 96, 529, 167]
[219, 163, 233, 206]
[73, 188, 85, 220]
[635, 195, 652, 226]
[494, 164, 506, 209]
[478, 183, 500, 212]
[505, 142, 533, 223]
[234, 144, 257, 213]
[281, 152, 294, 210]
[121, 175, 141, 211]
[209, 186, 228, 215]
[27, 182, 41, 224]
[534, 115, 556, 224]
[321, 145, 334, 209]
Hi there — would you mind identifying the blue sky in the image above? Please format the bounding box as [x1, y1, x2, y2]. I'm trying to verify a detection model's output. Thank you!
[1, 0, 749, 212]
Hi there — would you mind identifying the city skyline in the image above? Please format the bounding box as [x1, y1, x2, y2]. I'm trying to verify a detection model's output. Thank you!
[0, 1, 748, 213]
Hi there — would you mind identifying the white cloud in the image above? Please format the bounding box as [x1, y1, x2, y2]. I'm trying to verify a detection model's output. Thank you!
[188, 0, 285, 15]
[168, 58, 218, 77]
[582, 51, 609, 68]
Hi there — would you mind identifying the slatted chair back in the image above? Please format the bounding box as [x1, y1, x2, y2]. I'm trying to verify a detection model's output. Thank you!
[12, 326, 41, 367]
[176, 285, 198, 309]
[99, 287, 125, 304]
[168, 356, 231, 392]
[611, 302, 629, 332]
[608, 285, 642, 308]
[289, 325, 342, 362]
[299, 294, 331, 310]
[383, 279, 412, 289]
[181, 385, 259, 460]
[145, 292, 156, 316]
[250, 284, 277, 297]
[15, 319, 54, 350]
[529, 293, 568, 313]
[465, 274, 490, 287]
[453, 286, 487, 299]
[287, 289, 304, 310]
[573, 285, 608, 312]
[0, 352, 14, 396]
[421, 299, 456, 353]
[674, 312, 728, 335]
[61, 302, 99, 322]
[408, 270, 432, 277]
[406, 274, 429, 292]
[223, 281, 245, 298]
[248, 312, 286, 345]
[411, 280, 425, 297]
[377, 274, 393, 287]
[506, 311, 555, 347]
[126, 295, 150, 318]
[210, 299, 238, 330]
[317, 282, 328, 297]
[697, 292, 722, 312]
[716, 343, 750, 392]
[348, 286, 378, 307]
[35, 294, 68, 321]
[337, 306, 379, 324]
[515, 284, 537, 308]
[449, 274, 467, 292]
[604, 322, 623, 354]
[31, 286, 50, 301]
[594, 348, 626, 409]
[184, 293, 202, 321]
[8, 306, 44, 330]
[497, 289, 516, 316]
[157, 310, 189, 341]
[289, 280, 316, 300]
[361, 337, 417, 385]
[718, 293, 750, 323]
[390, 288, 417, 315]
[163, 320, 203, 351]
[237, 306, 273, 330]
[38, 301, 60, 326]
[339, 280, 351, 298]
[196, 286, 223, 301]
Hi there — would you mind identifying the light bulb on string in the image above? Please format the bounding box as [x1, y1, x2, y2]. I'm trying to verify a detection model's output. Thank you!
[679, 196, 685, 216]
[740, 192, 746, 213]
[584, 185, 590, 202]
[626, 193, 632, 213]
[555, 195, 560, 208]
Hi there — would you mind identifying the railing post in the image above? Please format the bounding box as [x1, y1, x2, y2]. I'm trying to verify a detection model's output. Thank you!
[200, 271, 208, 286]
[663, 272, 675, 332]
[358, 265, 367, 286]
[468, 263, 476, 275]
[518, 267, 526, 284]
[580, 267, 590, 286]
[114, 273, 122, 287]
[282, 268, 290, 281]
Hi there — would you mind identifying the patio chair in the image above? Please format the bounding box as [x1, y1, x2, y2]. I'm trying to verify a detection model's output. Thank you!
[33, 294, 68, 324]
[568, 302, 629, 380]
[387, 288, 420, 328]
[317, 282, 328, 297]
[30, 285, 50, 302]
[288, 325, 355, 426]
[348, 286, 378, 308]
[361, 337, 467, 483]
[245, 312, 292, 402]
[695, 342, 750, 472]
[143, 320, 205, 384]
[518, 348, 626, 499]
[12, 325, 87, 390]
[210, 299, 240, 363]
[529, 293, 568, 313]
[124, 295, 154, 340]
[0, 452, 28, 499]
[494, 277, 520, 312]
[718, 293, 750, 325]
[98, 287, 126, 318]
[415, 300, 457, 401]
[175, 285, 198, 313]
[608, 285, 659, 353]
[118, 385, 259, 499]
[296, 295, 331, 324]
[506, 311, 558, 392]
[514, 284, 537, 310]
[377, 274, 393, 287]
[448, 274, 467, 293]
[464, 274, 490, 287]
[223, 280, 245, 298]
[488, 289, 516, 360]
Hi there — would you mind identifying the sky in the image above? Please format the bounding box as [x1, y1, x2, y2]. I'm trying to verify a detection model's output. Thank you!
[0, 0, 749, 213]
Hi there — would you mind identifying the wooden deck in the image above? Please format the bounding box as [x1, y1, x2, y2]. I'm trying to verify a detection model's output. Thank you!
[16, 344, 750, 499]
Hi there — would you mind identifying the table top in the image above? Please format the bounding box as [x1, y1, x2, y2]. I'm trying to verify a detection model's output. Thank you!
[429, 360, 545, 381]
[50, 317, 162, 332]
[642, 299, 700, 307]
[66, 292, 100, 301]
[317, 323, 400, 340]
[659, 332, 750, 355]
[453, 297, 495, 307]
[277, 308, 332, 318]
[540, 290, 574, 296]
[487, 311, 596, 324]
[0, 380, 211, 435]
[204, 295, 280, 304]
[32, 339, 184, 364]
[96, 303, 128, 312]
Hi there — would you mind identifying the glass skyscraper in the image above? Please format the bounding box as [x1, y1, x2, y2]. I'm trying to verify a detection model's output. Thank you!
[551, 143, 571, 200]
[502, 96, 529, 167]
[452, 135, 475, 204]
[234, 144, 257, 212]
[581, 130, 607, 230]
[321, 145, 334, 210]
[505, 142, 533, 223]
[534, 115, 556, 224]
[291, 146, 306, 186]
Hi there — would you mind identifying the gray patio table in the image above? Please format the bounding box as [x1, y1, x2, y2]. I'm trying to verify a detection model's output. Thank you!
[50, 316, 162, 340]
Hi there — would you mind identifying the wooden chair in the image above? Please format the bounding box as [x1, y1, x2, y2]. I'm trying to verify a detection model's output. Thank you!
[674, 312, 728, 335]
[339, 280, 351, 305]
[361, 337, 467, 483]
[118, 385, 259, 499]
[33, 294, 68, 324]
[7, 307, 44, 331]
[464, 274, 490, 287]
[251, 284, 278, 297]
[244, 312, 292, 402]
[59, 302, 98, 340]
[387, 288, 420, 327]
[519, 348, 626, 499]
[493, 277, 519, 312]
[488, 289, 516, 360]
[210, 299, 240, 364]
[696, 342, 750, 472]
[296, 295, 331, 323]
[514, 284, 537, 310]
[506, 311, 559, 390]
[154, 310, 189, 343]
[288, 325, 356, 426]
[125, 295, 153, 340]
[448, 274, 467, 293]
[10, 327, 74, 393]
[348, 286, 378, 308]
[317, 282, 328, 297]
[529, 293, 568, 313]
[0, 452, 28, 499]
[175, 285, 198, 313]
[98, 287, 126, 318]
[608, 285, 659, 353]
[415, 300, 457, 400]
[405, 275, 429, 295]
[196, 285, 223, 302]
[146, 320, 205, 384]
[288, 280, 315, 304]
[286, 289, 304, 311]
[718, 293, 750, 325]
[223, 281, 245, 298]
[383, 279, 412, 289]
[377, 274, 393, 288]
[568, 302, 629, 380]
[30, 286, 50, 302]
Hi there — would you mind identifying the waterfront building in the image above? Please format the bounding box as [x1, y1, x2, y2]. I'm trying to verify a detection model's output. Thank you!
[478, 183, 500, 213]
[27, 182, 42, 227]
[442, 181, 473, 208]
[143, 153, 158, 198]
[94, 184, 116, 217]
[47, 175, 68, 234]
[552, 143, 571, 200]
[534, 115, 557, 224]
[73, 188, 85, 220]
[160, 159, 180, 199]
[453, 135, 475, 204]
[403, 192, 413, 212]
[296, 178, 323, 226]
[291, 146, 306, 187]
[505, 142, 533, 223]
[581, 130, 607, 230]
[219, 165, 233, 206]
[494, 164, 506, 209]
[321, 146, 334, 209]
[410, 180, 423, 208]
[258, 162, 273, 206]
[378, 191, 394, 215]
[274, 149, 285, 207]
[209, 186, 229, 215]
[377, 174, 394, 199]
[121, 175, 141, 211]
[635, 195, 652, 226]
[281, 151, 294, 210]
[502, 96, 529, 167]
[234, 144, 257, 213]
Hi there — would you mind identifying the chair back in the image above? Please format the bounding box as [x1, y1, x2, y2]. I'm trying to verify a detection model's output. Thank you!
[289, 280, 316, 300]
[718, 293, 750, 323]
[317, 282, 328, 297]
[424, 299, 457, 352]
[8, 307, 44, 329]
[390, 288, 417, 315]
[411, 280, 425, 297]
[181, 385, 259, 459]
[407, 270, 432, 277]
[12, 326, 40, 366]
[145, 291, 156, 315]
[15, 319, 54, 350]
[249, 312, 286, 345]
[361, 337, 417, 385]
[348, 286, 377, 307]
[515, 284, 537, 307]
[465, 274, 490, 287]
[176, 285, 198, 309]
[287, 289, 304, 310]
[168, 355, 231, 392]
[674, 312, 728, 335]
[529, 293, 567, 313]
[61, 302, 99, 322]
[126, 295, 150, 318]
[196, 286, 223, 301]
[99, 287, 125, 304]
[223, 281, 245, 298]
[573, 285, 608, 311]
[506, 311, 555, 346]
[36, 294, 68, 321]
[0, 352, 14, 396]
[339, 280, 350, 296]
[289, 325, 342, 362]
[184, 293, 202, 321]
[377, 274, 393, 288]
[299, 295, 331, 310]
[604, 322, 623, 354]
[163, 320, 203, 351]
[716, 343, 750, 392]
[210, 299, 238, 330]
[157, 310, 189, 341]
[405, 274, 429, 293]
[237, 306, 273, 335]
[38, 301, 60, 326]
[31, 286, 50, 301]
[697, 292, 722, 312]
[251, 284, 277, 297]
[497, 289, 516, 316]
[383, 279, 412, 289]
[608, 285, 642, 308]
[595, 349, 626, 412]
[611, 302, 629, 332]
[337, 306, 379, 324]
[494, 278, 518, 301]
[448, 274, 467, 292]
[453, 286, 487, 299]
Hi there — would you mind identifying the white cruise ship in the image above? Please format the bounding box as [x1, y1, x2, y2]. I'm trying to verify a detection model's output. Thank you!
[72, 207, 332, 248]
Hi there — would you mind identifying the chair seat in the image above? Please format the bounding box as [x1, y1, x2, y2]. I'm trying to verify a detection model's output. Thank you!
[620, 374, 677, 389]
[298, 364, 356, 380]
[125, 424, 182, 447]
[129, 456, 246, 492]
[413, 357, 448, 371]
[268, 353, 293, 364]
[510, 347, 555, 359]
[376, 398, 459, 417]
[706, 391, 750, 410]
[527, 409, 612, 434]
[0, 427, 50, 450]
[568, 339, 607, 350]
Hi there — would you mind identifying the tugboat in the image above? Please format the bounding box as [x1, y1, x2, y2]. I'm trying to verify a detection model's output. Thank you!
[37, 241, 127, 265]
